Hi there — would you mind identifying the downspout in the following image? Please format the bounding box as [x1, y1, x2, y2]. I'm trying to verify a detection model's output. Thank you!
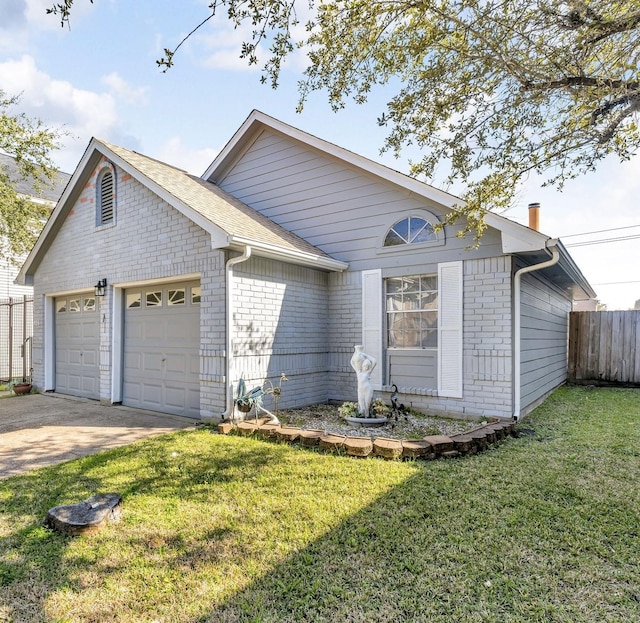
[220, 245, 252, 420]
[512, 239, 560, 421]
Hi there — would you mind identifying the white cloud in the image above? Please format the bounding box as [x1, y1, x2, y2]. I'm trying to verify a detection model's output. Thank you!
[154, 136, 219, 175]
[194, 18, 308, 73]
[0, 55, 121, 172]
[102, 72, 149, 106]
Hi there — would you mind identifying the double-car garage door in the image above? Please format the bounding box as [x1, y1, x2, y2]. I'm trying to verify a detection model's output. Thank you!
[55, 280, 201, 417]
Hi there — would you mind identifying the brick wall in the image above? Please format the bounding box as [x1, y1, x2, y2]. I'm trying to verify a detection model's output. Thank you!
[32, 160, 226, 414]
[233, 256, 330, 409]
[326, 258, 514, 419]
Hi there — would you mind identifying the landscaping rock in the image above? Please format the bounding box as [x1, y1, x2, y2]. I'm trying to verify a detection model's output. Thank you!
[373, 437, 404, 460]
[423, 435, 455, 454]
[441, 450, 461, 459]
[256, 424, 280, 439]
[298, 429, 324, 447]
[468, 430, 489, 451]
[217, 422, 234, 435]
[344, 436, 373, 457]
[236, 422, 259, 436]
[402, 440, 435, 460]
[450, 434, 476, 455]
[276, 427, 301, 443]
[319, 434, 346, 452]
[44, 494, 122, 536]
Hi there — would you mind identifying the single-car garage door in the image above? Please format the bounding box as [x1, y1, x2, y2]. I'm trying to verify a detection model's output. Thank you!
[55, 293, 100, 399]
[123, 281, 200, 418]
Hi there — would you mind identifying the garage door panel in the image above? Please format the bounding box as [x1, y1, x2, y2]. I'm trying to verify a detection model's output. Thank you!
[123, 280, 200, 418]
[140, 353, 163, 373]
[123, 381, 140, 402]
[55, 294, 100, 400]
[68, 350, 83, 365]
[165, 386, 187, 409]
[165, 353, 187, 375]
[124, 352, 142, 370]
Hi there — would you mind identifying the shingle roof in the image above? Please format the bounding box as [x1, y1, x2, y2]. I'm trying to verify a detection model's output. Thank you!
[0, 153, 70, 203]
[101, 141, 335, 260]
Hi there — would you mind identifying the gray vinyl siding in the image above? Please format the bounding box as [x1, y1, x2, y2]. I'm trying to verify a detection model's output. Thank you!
[1, 258, 32, 299]
[519, 269, 571, 412]
[215, 130, 505, 269]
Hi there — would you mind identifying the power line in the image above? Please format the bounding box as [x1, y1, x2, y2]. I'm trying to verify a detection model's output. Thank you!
[561, 223, 640, 239]
[564, 233, 640, 247]
[592, 280, 640, 286]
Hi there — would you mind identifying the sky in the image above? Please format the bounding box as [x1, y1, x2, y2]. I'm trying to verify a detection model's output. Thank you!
[2, 0, 639, 310]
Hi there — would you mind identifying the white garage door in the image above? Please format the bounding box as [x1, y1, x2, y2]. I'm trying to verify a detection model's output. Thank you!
[123, 281, 200, 418]
[55, 293, 100, 399]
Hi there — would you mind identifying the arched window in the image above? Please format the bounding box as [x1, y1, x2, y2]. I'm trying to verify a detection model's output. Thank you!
[97, 167, 115, 226]
[384, 216, 437, 247]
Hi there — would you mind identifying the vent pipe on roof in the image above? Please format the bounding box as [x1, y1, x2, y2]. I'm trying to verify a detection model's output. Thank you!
[528, 202, 540, 231]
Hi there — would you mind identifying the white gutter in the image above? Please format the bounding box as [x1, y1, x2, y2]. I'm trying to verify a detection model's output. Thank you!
[220, 245, 252, 420]
[512, 240, 560, 421]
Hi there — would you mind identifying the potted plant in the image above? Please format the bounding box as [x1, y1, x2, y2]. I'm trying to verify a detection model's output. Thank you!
[339, 398, 390, 427]
[8, 380, 32, 395]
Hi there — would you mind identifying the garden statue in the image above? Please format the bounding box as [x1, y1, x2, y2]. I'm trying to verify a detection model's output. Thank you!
[350, 345, 377, 417]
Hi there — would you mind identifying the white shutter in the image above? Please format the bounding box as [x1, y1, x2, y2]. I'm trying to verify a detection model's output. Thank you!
[438, 261, 463, 398]
[361, 269, 383, 390]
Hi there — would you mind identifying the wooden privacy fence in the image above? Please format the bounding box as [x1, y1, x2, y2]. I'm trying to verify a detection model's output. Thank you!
[0, 296, 33, 383]
[568, 310, 640, 385]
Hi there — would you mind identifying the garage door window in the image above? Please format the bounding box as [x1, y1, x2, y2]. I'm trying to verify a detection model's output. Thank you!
[69, 298, 81, 313]
[57, 300, 67, 313]
[168, 289, 185, 306]
[146, 291, 162, 307]
[127, 292, 141, 309]
[126, 285, 200, 310]
[83, 297, 96, 312]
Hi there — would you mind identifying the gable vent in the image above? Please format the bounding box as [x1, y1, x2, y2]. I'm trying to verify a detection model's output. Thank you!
[99, 170, 114, 224]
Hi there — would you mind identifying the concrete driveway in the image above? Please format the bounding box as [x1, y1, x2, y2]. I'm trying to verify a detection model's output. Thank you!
[0, 393, 194, 479]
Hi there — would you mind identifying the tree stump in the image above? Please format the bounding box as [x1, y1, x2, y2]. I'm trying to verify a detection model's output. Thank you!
[44, 494, 122, 536]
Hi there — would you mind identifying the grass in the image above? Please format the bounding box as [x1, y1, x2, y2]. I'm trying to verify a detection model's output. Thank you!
[1, 386, 639, 622]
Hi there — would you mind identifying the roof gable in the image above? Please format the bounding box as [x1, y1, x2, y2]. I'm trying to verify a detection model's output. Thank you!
[18, 139, 347, 283]
[203, 110, 594, 299]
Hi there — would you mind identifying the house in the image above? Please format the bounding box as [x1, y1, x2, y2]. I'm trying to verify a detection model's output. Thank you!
[1, 154, 70, 382]
[16, 111, 595, 421]
[0, 153, 70, 298]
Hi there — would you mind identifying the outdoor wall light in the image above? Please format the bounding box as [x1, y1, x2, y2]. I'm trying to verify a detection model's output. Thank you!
[94, 278, 107, 297]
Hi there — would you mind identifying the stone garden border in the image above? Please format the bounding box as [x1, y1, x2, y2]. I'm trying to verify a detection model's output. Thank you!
[217, 418, 516, 460]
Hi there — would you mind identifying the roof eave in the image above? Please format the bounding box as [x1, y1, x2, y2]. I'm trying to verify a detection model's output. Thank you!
[225, 235, 349, 272]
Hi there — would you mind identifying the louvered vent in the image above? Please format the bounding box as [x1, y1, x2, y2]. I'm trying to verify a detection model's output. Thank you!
[99, 171, 114, 224]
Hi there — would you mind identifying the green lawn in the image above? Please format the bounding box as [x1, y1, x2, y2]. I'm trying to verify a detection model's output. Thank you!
[1, 386, 639, 622]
